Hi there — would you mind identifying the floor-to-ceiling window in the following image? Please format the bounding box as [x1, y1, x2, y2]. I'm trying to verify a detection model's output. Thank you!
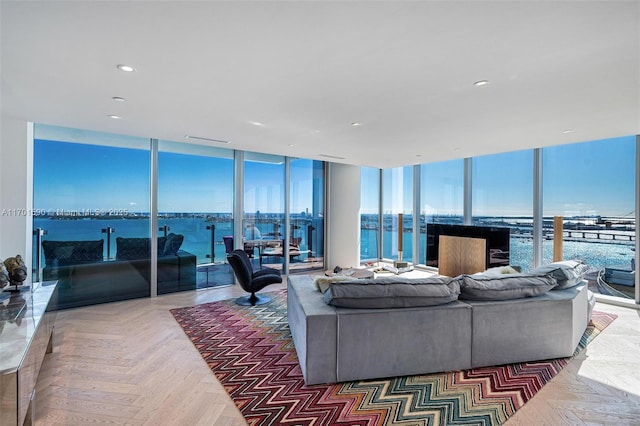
[420, 159, 464, 267]
[32, 124, 329, 309]
[158, 140, 235, 292]
[360, 167, 380, 262]
[472, 150, 534, 271]
[244, 152, 286, 272]
[382, 166, 414, 263]
[543, 136, 636, 299]
[289, 158, 325, 272]
[33, 125, 151, 309]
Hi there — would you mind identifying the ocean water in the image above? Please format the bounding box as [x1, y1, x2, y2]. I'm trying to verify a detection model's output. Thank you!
[360, 229, 635, 272]
[33, 218, 636, 272]
[34, 217, 236, 264]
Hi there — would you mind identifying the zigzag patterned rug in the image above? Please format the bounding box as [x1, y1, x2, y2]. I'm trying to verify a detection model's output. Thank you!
[171, 290, 616, 426]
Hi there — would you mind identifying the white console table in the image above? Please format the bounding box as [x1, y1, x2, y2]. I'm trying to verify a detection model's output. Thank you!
[0, 281, 58, 425]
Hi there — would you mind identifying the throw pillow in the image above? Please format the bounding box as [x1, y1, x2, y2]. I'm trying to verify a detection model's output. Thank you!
[69, 240, 104, 263]
[313, 275, 353, 293]
[529, 259, 590, 289]
[480, 265, 520, 276]
[162, 233, 184, 256]
[455, 273, 557, 301]
[157, 236, 167, 256]
[323, 277, 460, 308]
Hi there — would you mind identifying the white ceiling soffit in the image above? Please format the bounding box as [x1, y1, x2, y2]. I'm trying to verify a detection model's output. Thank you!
[1, 1, 639, 168]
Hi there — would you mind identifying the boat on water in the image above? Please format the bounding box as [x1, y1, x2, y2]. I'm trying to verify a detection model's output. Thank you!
[596, 267, 636, 299]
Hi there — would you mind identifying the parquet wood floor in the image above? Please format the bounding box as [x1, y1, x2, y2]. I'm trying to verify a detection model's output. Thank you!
[33, 279, 640, 425]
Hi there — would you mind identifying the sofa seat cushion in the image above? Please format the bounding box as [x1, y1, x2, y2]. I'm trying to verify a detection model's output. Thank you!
[529, 259, 590, 289]
[323, 277, 460, 308]
[456, 273, 557, 300]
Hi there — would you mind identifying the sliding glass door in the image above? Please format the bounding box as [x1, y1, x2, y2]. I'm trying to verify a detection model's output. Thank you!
[244, 152, 285, 271]
[157, 140, 235, 292]
[543, 136, 636, 300]
[290, 158, 325, 272]
[472, 150, 534, 271]
[33, 124, 151, 309]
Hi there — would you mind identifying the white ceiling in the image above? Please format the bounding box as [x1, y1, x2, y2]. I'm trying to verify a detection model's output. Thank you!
[2, 1, 639, 168]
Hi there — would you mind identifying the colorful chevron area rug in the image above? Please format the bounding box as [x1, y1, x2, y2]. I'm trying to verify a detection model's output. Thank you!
[171, 291, 616, 426]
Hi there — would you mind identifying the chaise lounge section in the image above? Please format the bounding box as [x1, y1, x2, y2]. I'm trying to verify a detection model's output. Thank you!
[287, 273, 592, 385]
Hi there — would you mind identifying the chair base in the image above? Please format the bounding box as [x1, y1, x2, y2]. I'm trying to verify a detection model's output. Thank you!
[235, 293, 271, 306]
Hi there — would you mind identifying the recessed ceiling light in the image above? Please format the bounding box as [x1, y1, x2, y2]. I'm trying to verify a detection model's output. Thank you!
[249, 121, 265, 127]
[562, 129, 575, 134]
[117, 64, 136, 72]
[108, 115, 122, 119]
[112, 97, 126, 102]
[288, 144, 295, 147]
[473, 80, 489, 87]
[351, 122, 362, 126]
[184, 135, 231, 144]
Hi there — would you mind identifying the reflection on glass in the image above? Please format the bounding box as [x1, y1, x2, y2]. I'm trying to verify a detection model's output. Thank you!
[290, 159, 325, 272]
[244, 152, 285, 271]
[382, 166, 414, 262]
[158, 140, 235, 292]
[32, 124, 151, 308]
[360, 167, 380, 261]
[543, 136, 636, 299]
[472, 150, 534, 271]
[420, 159, 464, 266]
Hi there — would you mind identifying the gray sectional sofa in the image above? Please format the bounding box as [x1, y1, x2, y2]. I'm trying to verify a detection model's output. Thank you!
[287, 273, 593, 385]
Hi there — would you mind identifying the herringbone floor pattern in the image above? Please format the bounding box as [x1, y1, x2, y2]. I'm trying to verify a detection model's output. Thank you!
[34, 281, 640, 425]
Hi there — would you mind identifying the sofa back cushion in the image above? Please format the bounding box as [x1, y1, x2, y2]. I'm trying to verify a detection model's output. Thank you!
[455, 273, 557, 300]
[42, 240, 104, 266]
[116, 237, 150, 260]
[323, 277, 460, 308]
[115, 234, 185, 260]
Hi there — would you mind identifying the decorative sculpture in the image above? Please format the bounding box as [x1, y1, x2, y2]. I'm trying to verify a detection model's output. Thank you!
[3, 255, 28, 291]
[0, 262, 9, 289]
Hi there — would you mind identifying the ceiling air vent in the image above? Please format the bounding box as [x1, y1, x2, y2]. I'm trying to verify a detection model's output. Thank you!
[184, 135, 231, 144]
[319, 154, 345, 160]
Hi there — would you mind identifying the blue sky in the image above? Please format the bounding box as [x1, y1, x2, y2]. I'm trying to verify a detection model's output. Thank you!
[36, 135, 635, 217]
[34, 140, 318, 214]
[362, 135, 636, 217]
[35, 141, 151, 212]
